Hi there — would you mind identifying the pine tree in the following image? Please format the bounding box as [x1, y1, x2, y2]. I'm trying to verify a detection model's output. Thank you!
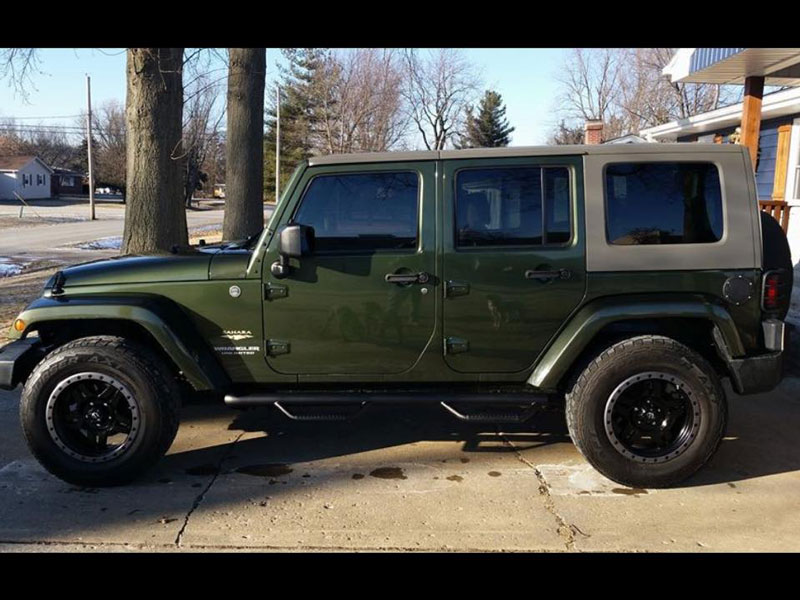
[264, 48, 329, 202]
[462, 90, 515, 148]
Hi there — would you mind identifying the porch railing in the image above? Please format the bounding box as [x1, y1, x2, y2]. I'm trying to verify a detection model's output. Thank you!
[759, 200, 791, 233]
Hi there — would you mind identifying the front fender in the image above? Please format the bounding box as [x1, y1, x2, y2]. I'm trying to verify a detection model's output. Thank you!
[527, 294, 745, 391]
[10, 294, 228, 391]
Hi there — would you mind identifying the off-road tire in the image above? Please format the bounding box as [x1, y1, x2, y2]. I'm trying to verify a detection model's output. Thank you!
[565, 335, 727, 488]
[20, 336, 181, 487]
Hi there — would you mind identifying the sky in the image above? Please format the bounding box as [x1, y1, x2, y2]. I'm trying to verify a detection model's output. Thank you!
[0, 48, 570, 147]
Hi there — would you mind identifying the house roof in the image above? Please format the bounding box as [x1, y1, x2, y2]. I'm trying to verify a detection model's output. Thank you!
[52, 167, 85, 176]
[640, 87, 800, 141]
[663, 48, 800, 86]
[603, 134, 648, 144]
[0, 155, 53, 173]
[306, 143, 744, 166]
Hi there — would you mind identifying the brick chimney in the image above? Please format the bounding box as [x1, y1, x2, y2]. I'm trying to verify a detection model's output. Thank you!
[584, 120, 604, 145]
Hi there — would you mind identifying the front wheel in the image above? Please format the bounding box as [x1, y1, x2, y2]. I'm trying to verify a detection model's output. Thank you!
[565, 335, 727, 488]
[20, 336, 180, 487]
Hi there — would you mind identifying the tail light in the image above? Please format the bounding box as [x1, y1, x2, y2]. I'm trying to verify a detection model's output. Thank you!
[762, 269, 789, 313]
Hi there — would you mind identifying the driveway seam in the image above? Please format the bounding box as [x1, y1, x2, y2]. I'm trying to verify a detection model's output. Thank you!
[174, 431, 244, 547]
[498, 429, 587, 551]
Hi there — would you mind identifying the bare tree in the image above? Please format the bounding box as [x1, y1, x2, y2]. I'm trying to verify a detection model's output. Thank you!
[401, 49, 481, 150]
[547, 119, 585, 145]
[315, 49, 409, 154]
[554, 48, 625, 140]
[222, 48, 266, 241]
[553, 48, 732, 141]
[619, 48, 726, 131]
[0, 118, 81, 167]
[180, 74, 223, 206]
[91, 100, 127, 195]
[0, 48, 41, 101]
[122, 48, 188, 255]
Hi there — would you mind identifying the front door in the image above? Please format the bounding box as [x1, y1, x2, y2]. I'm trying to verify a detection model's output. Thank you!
[262, 162, 437, 375]
[442, 156, 586, 373]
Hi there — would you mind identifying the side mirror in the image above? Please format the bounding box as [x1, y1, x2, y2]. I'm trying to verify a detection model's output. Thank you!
[278, 223, 315, 258]
[271, 223, 315, 278]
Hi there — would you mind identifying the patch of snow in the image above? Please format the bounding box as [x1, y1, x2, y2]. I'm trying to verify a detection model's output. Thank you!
[0, 257, 23, 277]
[76, 236, 122, 250]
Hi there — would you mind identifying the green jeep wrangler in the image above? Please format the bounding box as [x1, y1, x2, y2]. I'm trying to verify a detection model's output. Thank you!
[0, 144, 792, 489]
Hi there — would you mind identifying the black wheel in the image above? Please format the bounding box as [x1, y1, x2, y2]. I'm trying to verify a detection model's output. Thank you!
[565, 335, 727, 488]
[20, 336, 180, 487]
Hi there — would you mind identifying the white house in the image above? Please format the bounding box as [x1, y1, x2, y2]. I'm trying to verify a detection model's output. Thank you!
[0, 155, 54, 200]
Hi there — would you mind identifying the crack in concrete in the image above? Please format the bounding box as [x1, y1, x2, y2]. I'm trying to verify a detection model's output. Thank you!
[174, 432, 244, 547]
[498, 429, 587, 551]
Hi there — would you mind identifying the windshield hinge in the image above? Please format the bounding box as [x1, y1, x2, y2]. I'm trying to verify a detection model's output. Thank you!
[264, 282, 288, 300]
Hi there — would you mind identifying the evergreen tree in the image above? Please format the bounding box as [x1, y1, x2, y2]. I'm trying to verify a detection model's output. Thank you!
[264, 48, 330, 202]
[462, 90, 515, 148]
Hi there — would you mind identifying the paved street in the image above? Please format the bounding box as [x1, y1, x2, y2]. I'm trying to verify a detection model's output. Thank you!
[1, 379, 799, 552]
[0, 200, 230, 256]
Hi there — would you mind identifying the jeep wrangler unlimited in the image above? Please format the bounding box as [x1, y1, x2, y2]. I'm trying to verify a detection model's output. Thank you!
[0, 144, 792, 488]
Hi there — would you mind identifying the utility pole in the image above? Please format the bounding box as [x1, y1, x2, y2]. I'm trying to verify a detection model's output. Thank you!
[275, 85, 280, 204]
[86, 74, 96, 220]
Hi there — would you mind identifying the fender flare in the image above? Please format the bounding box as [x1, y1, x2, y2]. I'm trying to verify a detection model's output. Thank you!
[527, 294, 745, 391]
[10, 294, 229, 391]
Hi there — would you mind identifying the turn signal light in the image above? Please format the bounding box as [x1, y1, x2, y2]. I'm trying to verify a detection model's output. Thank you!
[13, 319, 25, 332]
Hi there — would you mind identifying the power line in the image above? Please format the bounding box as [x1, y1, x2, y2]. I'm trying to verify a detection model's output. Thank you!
[0, 114, 83, 120]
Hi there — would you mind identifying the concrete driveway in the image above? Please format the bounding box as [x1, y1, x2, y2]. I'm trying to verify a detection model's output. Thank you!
[1, 379, 799, 552]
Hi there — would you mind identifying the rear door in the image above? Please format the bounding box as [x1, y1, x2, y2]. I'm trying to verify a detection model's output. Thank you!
[441, 155, 586, 373]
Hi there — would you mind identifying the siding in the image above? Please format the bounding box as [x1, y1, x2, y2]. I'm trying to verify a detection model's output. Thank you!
[689, 48, 746, 74]
[678, 114, 798, 200]
[754, 116, 787, 200]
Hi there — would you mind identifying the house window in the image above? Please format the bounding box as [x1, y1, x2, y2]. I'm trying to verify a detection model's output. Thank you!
[605, 162, 723, 245]
[793, 165, 800, 201]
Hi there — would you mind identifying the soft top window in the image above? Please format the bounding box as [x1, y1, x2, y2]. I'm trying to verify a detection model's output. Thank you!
[605, 162, 723, 245]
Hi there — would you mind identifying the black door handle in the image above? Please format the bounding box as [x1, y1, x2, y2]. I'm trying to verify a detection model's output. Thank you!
[524, 268, 572, 281]
[385, 272, 430, 285]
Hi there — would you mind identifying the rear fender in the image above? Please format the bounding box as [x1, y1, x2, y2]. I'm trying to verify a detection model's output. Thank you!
[527, 294, 745, 391]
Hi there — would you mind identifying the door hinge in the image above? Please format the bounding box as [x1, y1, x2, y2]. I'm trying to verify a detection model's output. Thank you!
[264, 282, 288, 300]
[266, 339, 290, 356]
[445, 280, 470, 298]
[445, 337, 470, 354]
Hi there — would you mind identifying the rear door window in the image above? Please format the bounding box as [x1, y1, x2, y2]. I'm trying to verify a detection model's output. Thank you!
[455, 166, 571, 247]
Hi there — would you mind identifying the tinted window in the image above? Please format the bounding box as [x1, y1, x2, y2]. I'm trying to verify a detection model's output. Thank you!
[455, 167, 570, 247]
[295, 171, 419, 252]
[605, 162, 723, 245]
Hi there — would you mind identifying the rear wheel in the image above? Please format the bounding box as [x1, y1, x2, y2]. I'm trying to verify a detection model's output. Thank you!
[565, 335, 727, 488]
[20, 336, 180, 486]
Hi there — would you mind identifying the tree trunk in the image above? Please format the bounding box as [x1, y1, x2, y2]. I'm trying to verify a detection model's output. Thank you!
[223, 48, 266, 241]
[122, 48, 187, 254]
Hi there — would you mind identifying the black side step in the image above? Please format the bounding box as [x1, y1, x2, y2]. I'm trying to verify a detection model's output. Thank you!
[440, 401, 541, 423]
[224, 392, 549, 424]
[224, 392, 548, 408]
[273, 400, 367, 422]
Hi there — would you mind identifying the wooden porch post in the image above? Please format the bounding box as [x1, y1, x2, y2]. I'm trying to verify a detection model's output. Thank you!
[741, 75, 765, 168]
[772, 124, 793, 202]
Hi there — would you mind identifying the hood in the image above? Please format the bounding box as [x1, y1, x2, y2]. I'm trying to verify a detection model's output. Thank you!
[50, 253, 215, 288]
